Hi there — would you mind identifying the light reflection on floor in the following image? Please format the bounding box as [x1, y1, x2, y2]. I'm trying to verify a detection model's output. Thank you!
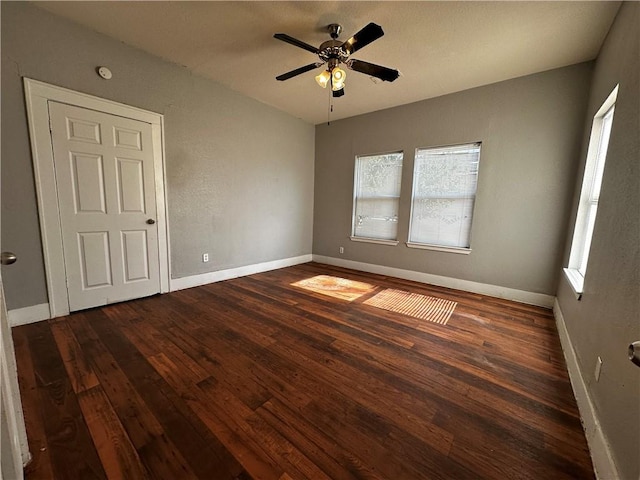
[291, 275, 376, 301]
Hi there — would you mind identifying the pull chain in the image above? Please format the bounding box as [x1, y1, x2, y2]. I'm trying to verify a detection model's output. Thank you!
[327, 81, 332, 125]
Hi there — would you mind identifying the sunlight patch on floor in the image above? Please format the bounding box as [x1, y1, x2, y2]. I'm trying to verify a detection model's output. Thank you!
[291, 275, 376, 302]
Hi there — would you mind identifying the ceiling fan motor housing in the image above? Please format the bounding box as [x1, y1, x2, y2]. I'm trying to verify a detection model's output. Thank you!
[318, 40, 349, 63]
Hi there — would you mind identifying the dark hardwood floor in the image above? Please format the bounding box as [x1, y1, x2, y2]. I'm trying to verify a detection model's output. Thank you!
[13, 262, 594, 479]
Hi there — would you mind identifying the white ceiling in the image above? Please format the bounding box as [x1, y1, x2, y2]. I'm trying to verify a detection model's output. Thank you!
[34, 1, 620, 125]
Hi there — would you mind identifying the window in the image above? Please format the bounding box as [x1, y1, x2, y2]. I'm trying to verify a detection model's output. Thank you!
[564, 85, 617, 297]
[351, 152, 403, 244]
[407, 143, 481, 253]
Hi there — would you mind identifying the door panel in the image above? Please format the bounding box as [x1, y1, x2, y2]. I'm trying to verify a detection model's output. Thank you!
[113, 127, 142, 150]
[116, 158, 145, 213]
[66, 116, 101, 144]
[49, 102, 160, 311]
[121, 230, 149, 282]
[78, 231, 112, 289]
[71, 153, 106, 213]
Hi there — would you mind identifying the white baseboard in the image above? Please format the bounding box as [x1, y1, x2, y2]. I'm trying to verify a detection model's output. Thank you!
[553, 300, 619, 480]
[170, 254, 313, 291]
[7, 255, 313, 324]
[8, 303, 51, 327]
[312, 255, 555, 307]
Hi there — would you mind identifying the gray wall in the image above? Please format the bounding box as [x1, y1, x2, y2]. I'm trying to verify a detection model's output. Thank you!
[1, 2, 315, 310]
[556, 3, 639, 479]
[314, 63, 592, 296]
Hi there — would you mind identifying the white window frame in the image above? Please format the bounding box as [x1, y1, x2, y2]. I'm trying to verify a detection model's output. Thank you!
[350, 151, 403, 246]
[563, 85, 618, 299]
[406, 142, 481, 254]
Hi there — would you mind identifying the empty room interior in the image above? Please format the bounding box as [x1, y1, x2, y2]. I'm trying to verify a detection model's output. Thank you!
[1, 1, 638, 479]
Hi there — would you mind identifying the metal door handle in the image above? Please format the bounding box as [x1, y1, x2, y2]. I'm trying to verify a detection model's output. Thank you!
[146, 219, 156, 225]
[1, 252, 17, 265]
[629, 342, 640, 367]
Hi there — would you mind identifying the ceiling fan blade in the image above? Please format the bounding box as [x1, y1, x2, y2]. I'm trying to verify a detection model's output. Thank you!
[346, 59, 399, 82]
[276, 62, 324, 81]
[273, 33, 319, 54]
[341, 23, 384, 55]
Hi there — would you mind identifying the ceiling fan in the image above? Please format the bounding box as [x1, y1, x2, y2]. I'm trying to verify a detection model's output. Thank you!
[274, 23, 400, 97]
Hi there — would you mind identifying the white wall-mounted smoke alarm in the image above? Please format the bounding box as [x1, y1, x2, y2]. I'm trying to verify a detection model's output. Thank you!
[97, 66, 112, 80]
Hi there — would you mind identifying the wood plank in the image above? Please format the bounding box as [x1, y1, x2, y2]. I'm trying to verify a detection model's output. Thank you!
[12, 263, 594, 480]
[258, 399, 384, 480]
[185, 391, 284, 480]
[22, 321, 106, 479]
[330, 333, 586, 447]
[67, 313, 164, 449]
[77, 385, 149, 480]
[137, 293, 311, 411]
[198, 379, 332, 480]
[67, 313, 202, 480]
[12, 327, 56, 480]
[120, 320, 210, 385]
[50, 319, 99, 393]
[83, 308, 246, 480]
[435, 408, 594, 480]
[216, 278, 416, 349]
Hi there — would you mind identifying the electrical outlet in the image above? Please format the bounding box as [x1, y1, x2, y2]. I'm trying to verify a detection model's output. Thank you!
[339, 246, 344, 254]
[202, 253, 209, 263]
[594, 356, 603, 381]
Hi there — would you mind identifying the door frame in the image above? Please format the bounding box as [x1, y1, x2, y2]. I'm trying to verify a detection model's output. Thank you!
[24, 78, 170, 318]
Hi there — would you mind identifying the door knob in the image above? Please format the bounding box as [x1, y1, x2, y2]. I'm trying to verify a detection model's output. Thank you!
[1, 252, 17, 265]
[146, 219, 156, 225]
[629, 341, 640, 367]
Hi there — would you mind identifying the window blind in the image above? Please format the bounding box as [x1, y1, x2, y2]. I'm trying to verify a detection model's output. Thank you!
[409, 143, 481, 248]
[352, 152, 403, 241]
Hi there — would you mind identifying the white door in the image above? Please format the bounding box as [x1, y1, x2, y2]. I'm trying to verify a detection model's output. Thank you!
[49, 102, 161, 311]
[1, 269, 27, 480]
[1, 197, 29, 478]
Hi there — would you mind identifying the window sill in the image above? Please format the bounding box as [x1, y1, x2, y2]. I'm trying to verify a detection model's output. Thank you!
[563, 268, 583, 300]
[350, 236, 399, 246]
[406, 242, 471, 255]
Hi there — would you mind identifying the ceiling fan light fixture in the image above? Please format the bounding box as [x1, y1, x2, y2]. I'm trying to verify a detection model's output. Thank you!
[315, 69, 331, 88]
[331, 67, 346, 91]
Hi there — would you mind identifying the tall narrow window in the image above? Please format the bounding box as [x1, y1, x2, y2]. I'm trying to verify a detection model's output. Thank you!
[351, 152, 403, 244]
[565, 86, 617, 296]
[408, 143, 481, 252]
